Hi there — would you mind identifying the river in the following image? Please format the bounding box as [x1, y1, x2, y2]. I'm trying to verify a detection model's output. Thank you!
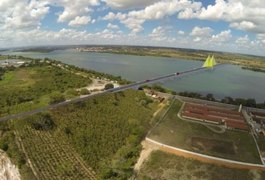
[2, 49, 265, 102]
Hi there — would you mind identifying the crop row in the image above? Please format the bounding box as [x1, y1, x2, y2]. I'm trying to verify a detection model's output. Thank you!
[18, 126, 96, 179]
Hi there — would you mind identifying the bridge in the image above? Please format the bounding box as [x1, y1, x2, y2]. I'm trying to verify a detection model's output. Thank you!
[0, 60, 221, 122]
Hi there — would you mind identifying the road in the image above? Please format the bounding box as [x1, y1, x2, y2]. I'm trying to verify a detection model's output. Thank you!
[0, 65, 221, 122]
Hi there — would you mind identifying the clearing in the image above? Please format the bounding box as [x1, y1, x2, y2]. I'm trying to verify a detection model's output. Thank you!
[138, 150, 265, 180]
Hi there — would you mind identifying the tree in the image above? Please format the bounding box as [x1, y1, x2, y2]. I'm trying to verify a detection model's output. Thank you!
[104, 83, 114, 90]
[246, 98, 256, 107]
[27, 113, 55, 131]
[152, 84, 166, 93]
[80, 88, 90, 95]
[66, 89, 78, 98]
[221, 96, 234, 104]
[49, 92, 65, 104]
[206, 93, 215, 101]
[171, 91, 177, 95]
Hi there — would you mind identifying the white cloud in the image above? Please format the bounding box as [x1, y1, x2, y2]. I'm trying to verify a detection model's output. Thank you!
[190, 26, 213, 37]
[211, 29, 232, 42]
[230, 21, 256, 31]
[257, 34, 265, 44]
[0, 28, 124, 47]
[149, 26, 176, 43]
[193, 37, 202, 42]
[0, 0, 49, 29]
[102, 0, 202, 33]
[107, 23, 119, 29]
[49, 0, 100, 25]
[189, 28, 232, 45]
[177, 30, 185, 35]
[179, 0, 265, 34]
[236, 35, 249, 45]
[103, 0, 160, 10]
[68, 16, 91, 26]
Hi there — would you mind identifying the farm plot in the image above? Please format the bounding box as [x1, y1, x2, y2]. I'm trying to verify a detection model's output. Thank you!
[15, 124, 96, 180]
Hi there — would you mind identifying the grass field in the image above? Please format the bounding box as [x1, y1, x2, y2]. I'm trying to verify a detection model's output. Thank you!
[138, 150, 265, 180]
[148, 99, 261, 164]
[0, 64, 91, 117]
[256, 135, 265, 157]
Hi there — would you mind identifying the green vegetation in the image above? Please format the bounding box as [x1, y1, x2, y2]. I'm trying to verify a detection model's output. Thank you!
[78, 46, 265, 70]
[45, 58, 130, 85]
[0, 67, 5, 80]
[0, 56, 131, 118]
[104, 83, 114, 90]
[65, 89, 79, 98]
[0, 60, 92, 117]
[242, 66, 265, 73]
[49, 92, 66, 104]
[179, 91, 265, 109]
[27, 113, 55, 131]
[0, 122, 36, 179]
[138, 150, 265, 180]
[148, 99, 261, 164]
[80, 88, 90, 95]
[256, 135, 265, 152]
[12, 119, 96, 179]
[6, 90, 158, 179]
[141, 84, 176, 95]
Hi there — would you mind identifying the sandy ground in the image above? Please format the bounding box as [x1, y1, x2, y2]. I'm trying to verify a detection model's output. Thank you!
[134, 140, 159, 172]
[83, 78, 119, 91]
[0, 150, 21, 180]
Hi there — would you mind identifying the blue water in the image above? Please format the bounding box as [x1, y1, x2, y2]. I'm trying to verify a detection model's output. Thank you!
[2, 49, 265, 102]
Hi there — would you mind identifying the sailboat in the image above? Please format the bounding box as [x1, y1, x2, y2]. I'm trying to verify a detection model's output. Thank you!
[202, 55, 216, 68]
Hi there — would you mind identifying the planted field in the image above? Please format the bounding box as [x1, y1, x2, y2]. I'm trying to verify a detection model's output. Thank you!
[14, 124, 96, 180]
[138, 150, 265, 180]
[148, 99, 261, 164]
[9, 89, 158, 179]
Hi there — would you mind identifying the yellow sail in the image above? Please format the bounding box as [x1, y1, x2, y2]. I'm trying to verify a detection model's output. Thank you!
[202, 55, 211, 67]
[202, 55, 216, 68]
[211, 55, 217, 66]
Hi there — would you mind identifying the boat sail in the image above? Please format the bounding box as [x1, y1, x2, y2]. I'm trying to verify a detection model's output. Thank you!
[202, 55, 216, 68]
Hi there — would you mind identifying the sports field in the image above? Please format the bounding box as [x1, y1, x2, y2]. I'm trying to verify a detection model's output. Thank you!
[148, 99, 262, 164]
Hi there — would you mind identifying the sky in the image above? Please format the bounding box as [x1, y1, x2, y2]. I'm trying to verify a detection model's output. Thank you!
[1, 0, 265, 56]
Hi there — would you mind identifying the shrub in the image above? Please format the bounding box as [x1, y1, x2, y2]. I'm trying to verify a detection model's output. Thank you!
[104, 83, 114, 90]
[80, 88, 90, 95]
[49, 92, 65, 104]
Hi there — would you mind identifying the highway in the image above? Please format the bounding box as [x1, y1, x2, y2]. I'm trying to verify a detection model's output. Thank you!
[0, 65, 220, 122]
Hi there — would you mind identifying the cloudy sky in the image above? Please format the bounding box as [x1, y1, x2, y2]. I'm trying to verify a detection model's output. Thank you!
[1, 0, 265, 56]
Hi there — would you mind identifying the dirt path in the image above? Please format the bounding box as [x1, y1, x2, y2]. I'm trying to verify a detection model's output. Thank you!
[134, 140, 159, 172]
[152, 103, 166, 117]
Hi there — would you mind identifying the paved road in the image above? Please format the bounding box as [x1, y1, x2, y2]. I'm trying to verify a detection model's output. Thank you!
[0, 65, 222, 122]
